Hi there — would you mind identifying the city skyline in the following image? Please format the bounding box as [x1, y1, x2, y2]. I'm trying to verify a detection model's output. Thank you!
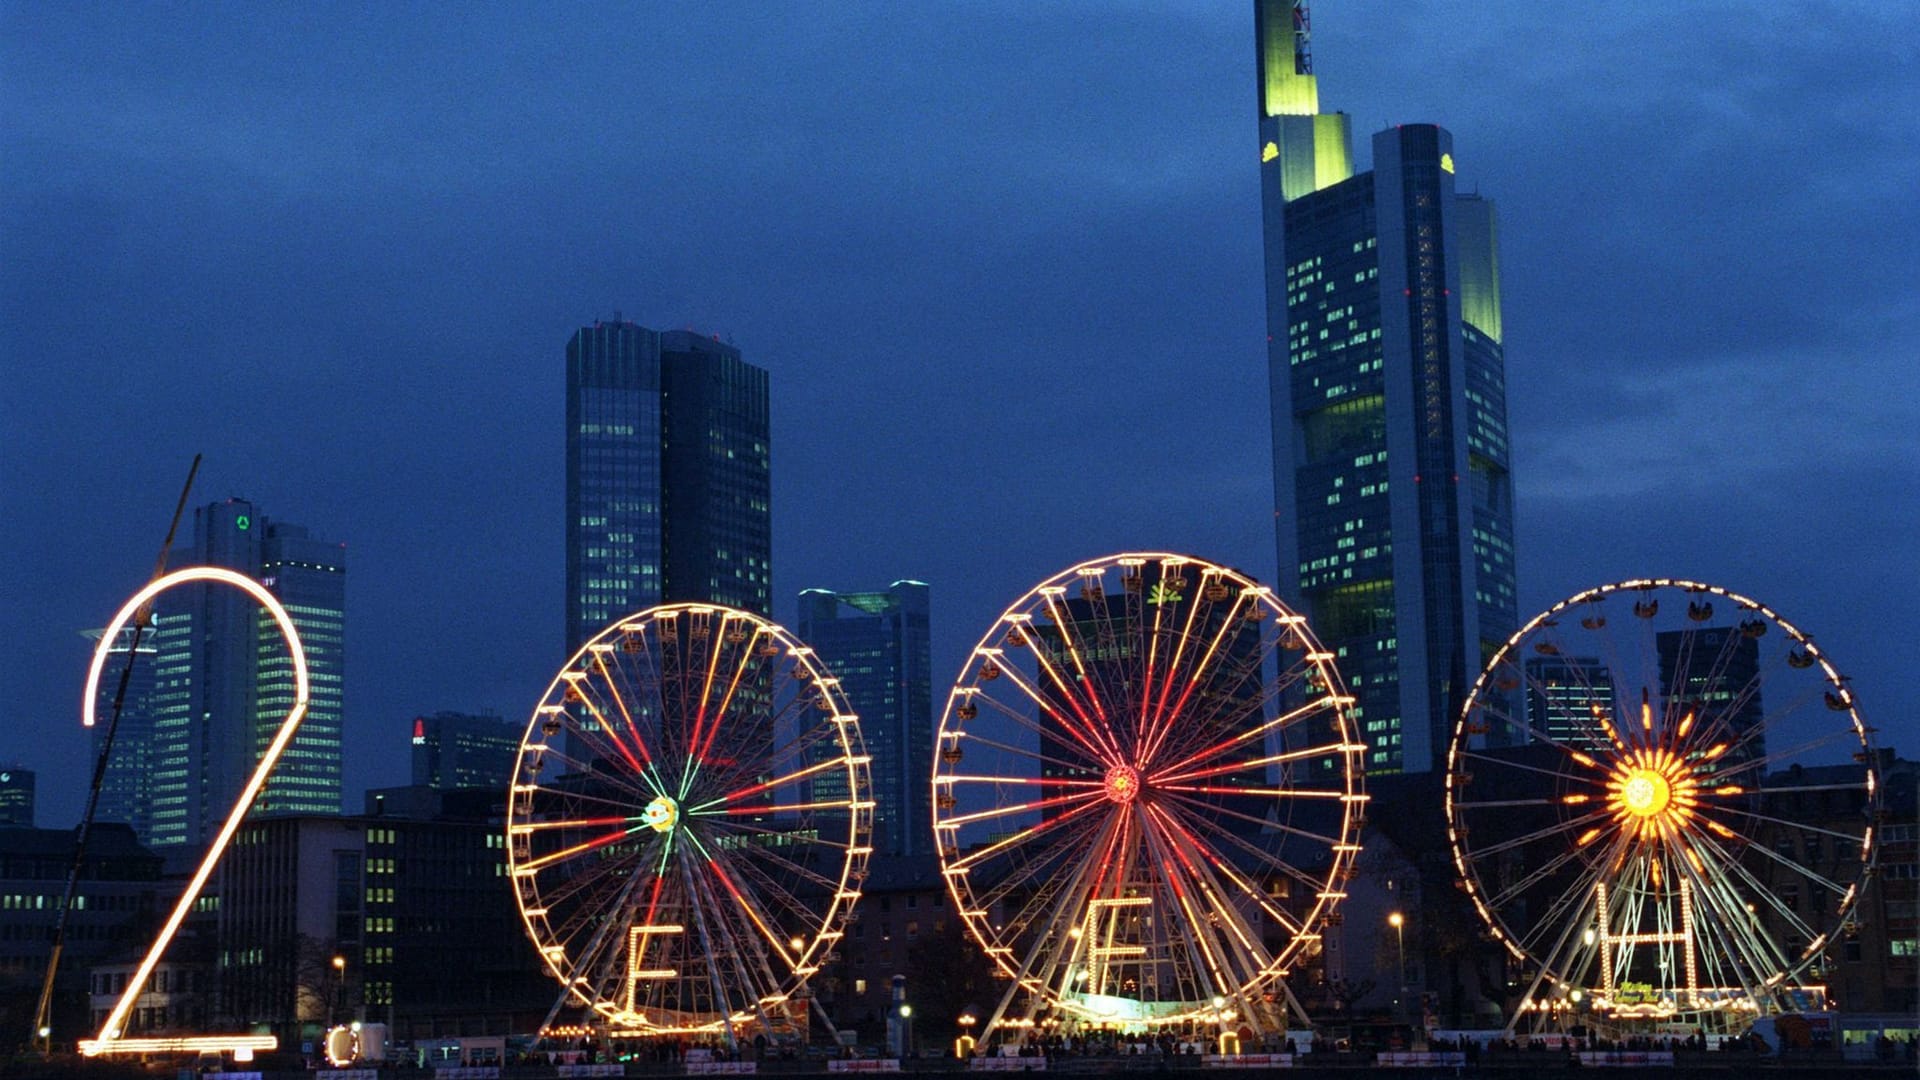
[4, 3, 1915, 828]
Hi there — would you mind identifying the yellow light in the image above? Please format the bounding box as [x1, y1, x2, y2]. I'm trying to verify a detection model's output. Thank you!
[1387, 912, 1404, 928]
[80, 567, 309, 1057]
[1617, 769, 1672, 818]
[82, 1035, 278, 1057]
[1262, 141, 1279, 163]
[1440, 152, 1455, 173]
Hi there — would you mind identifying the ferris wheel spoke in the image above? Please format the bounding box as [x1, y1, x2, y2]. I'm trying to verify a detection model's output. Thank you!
[1036, 588, 1111, 725]
[1145, 801, 1293, 970]
[971, 815, 1112, 912]
[1144, 795, 1313, 937]
[1146, 692, 1335, 784]
[941, 789, 1107, 830]
[1156, 787, 1344, 851]
[1137, 806, 1249, 998]
[520, 827, 651, 873]
[1135, 581, 1215, 760]
[943, 730, 1118, 778]
[967, 682, 1114, 770]
[1018, 617, 1122, 758]
[1152, 738, 1360, 786]
[687, 753, 866, 815]
[1487, 823, 1615, 910]
[991, 653, 1127, 765]
[1149, 649, 1309, 770]
[587, 650, 660, 768]
[1673, 836, 1805, 988]
[703, 825, 850, 898]
[1512, 833, 1634, 961]
[948, 796, 1113, 872]
[1709, 802, 1874, 851]
[1144, 599, 1289, 770]
[1155, 793, 1334, 896]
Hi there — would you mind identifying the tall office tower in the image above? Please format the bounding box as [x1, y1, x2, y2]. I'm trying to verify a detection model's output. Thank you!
[86, 626, 161, 842]
[565, 321, 772, 656]
[1657, 627, 1762, 763]
[0, 767, 33, 826]
[1256, 1, 1517, 774]
[146, 498, 346, 848]
[411, 710, 522, 791]
[1524, 656, 1616, 754]
[797, 582, 933, 856]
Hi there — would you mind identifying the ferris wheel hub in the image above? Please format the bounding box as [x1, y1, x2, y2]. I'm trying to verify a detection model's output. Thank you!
[1617, 769, 1672, 819]
[641, 795, 679, 833]
[1103, 764, 1142, 804]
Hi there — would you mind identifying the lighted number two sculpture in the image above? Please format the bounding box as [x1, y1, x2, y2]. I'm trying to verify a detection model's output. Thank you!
[78, 567, 307, 1057]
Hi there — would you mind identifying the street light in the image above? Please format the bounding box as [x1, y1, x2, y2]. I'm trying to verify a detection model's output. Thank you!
[955, 1010, 978, 1058]
[331, 955, 346, 1023]
[1387, 913, 1406, 1023]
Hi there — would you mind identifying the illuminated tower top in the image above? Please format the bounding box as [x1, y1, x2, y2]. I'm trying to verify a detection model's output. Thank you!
[1256, 0, 1318, 117]
[1255, 0, 1352, 200]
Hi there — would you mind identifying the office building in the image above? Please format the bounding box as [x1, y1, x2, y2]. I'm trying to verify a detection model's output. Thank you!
[1, 823, 168, 1035]
[1256, 0, 1517, 774]
[564, 321, 771, 657]
[1524, 656, 1615, 753]
[1657, 626, 1762, 763]
[87, 626, 160, 842]
[797, 582, 933, 856]
[0, 767, 32, 827]
[411, 711, 522, 792]
[145, 499, 346, 849]
[217, 797, 549, 1044]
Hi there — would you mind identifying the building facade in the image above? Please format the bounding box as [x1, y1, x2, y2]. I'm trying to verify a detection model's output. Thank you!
[217, 796, 549, 1045]
[1523, 656, 1615, 753]
[0, 823, 168, 1038]
[1257, 0, 1517, 775]
[564, 321, 772, 658]
[138, 499, 346, 849]
[797, 582, 933, 857]
[0, 767, 32, 827]
[87, 625, 159, 842]
[410, 711, 521, 792]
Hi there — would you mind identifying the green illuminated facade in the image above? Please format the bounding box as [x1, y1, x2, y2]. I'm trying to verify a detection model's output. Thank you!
[146, 499, 346, 848]
[1257, 2, 1517, 774]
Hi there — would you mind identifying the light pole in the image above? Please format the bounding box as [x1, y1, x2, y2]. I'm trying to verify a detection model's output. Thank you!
[1387, 913, 1406, 1024]
[331, 955, 346, 1024]
[956, 1011, 977, 1058]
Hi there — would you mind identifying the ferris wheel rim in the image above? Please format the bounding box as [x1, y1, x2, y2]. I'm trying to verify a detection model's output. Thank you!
[931, 551, 1365, 1028]
[508, 601, 873, 1036]
[1443, 577, 1879, 1023]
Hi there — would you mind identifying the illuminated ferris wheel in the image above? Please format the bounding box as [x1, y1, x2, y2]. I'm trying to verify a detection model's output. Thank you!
[932, 553, 1366, 1041]
[1445, 579, 1879, 1033]
[508, 604, 872, 1046]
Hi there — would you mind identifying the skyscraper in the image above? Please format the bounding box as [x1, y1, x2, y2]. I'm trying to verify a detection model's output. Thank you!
[1524, 656, 1616, 754]
[411, 710, 522, 791]
[87, 626, 159, 841]
[144, 498, 346, 848]
[1256, 0, 1517, 774]
[565, 321, 772, 655]
[797, 582, 932, 856]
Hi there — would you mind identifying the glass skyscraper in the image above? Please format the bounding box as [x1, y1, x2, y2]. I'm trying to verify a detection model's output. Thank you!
[565, 321, 772, 655]
[796, 582, 932, 856]
[1257, 0, 1517, 774]
[137, 498, 346, 848]
[87, 625, 159, 841]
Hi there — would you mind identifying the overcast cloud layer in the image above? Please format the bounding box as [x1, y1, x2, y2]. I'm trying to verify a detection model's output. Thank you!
[4, 2, 1916, 827]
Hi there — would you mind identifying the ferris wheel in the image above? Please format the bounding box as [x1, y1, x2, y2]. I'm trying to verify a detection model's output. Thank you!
[508, 604, 872, 1045]
[1445, 579, 1879, 1033]
[932, 553, 1366, 1040]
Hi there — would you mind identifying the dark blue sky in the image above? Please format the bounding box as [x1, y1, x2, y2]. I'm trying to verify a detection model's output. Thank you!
[5, 2, 1916, 829]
